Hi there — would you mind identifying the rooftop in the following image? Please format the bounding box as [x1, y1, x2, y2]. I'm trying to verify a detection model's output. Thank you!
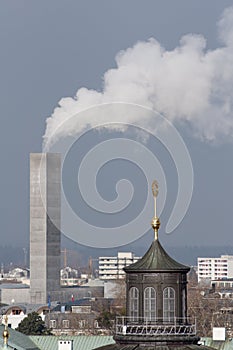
[124, 239, 189, 273]
[0, 324, 39, 350]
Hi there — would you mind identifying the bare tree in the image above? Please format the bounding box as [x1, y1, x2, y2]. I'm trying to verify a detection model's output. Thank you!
[188, 284, 233, 337]
[110, 279, 126, 316]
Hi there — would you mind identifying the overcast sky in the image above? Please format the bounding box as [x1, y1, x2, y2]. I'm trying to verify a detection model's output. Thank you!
[1, 1, 233, 252]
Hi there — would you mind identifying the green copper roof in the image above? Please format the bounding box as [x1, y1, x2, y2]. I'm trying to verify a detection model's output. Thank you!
[0, 325, 39, 350]
[124, 239, 190, 272]
[30, 335, 115, 350]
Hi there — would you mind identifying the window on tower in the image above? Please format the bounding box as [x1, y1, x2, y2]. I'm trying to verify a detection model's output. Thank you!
[163, 287, 175, 322]
[129, 287, 139, 321]
[144, 287, 156, 321]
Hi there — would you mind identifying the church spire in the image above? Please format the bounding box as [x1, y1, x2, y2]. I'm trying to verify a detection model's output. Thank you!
[151, 180, 160, 240]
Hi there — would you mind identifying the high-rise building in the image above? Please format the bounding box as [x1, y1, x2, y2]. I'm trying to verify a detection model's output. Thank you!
[197, 255, 233, 282]
[98, 252, 140, 280]
[30, 153, 61, 304]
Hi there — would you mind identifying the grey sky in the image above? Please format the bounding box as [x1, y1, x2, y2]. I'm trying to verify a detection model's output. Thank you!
[0, 1, 233, 250]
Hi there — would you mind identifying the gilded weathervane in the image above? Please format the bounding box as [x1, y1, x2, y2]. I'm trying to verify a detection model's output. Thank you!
[151, 180, 160, 240]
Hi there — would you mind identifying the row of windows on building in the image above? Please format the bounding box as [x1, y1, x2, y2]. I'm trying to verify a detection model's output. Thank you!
[199, 270, 228, 272]
[129, 286, 175, 321]
[49, 319, 99, 329]
[198, 259, 228, 263]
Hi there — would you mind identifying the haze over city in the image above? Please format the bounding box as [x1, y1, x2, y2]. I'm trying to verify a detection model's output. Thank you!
[1, 1, 233, 266]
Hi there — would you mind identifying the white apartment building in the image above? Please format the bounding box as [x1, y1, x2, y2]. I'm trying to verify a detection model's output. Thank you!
[198, 255, 233, 282]
[211, 278, 233, 289]
[99, 252, 140, 280]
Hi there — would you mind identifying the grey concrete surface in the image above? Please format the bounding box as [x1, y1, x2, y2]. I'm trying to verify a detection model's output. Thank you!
[30, 153, 61, 304]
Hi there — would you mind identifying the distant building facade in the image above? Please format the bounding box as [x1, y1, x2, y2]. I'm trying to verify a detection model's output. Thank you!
[211, 278, 233, 289]
[98, 252, 140, 280]
[0, 153, 106, 305]
[198, 255, 233, 282]
[0, 304, 49, 329]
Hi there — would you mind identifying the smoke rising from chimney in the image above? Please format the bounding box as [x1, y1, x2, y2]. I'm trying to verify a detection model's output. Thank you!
[43, 7, 233, 149]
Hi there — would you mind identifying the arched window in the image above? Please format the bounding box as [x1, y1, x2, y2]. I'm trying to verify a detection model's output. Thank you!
[129, 287, 139, 321]
[163, 287, 175, 322]
[144, 287, 156, 321]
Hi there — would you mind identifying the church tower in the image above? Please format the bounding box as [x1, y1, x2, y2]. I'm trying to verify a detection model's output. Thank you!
[96, 180, 214, 349]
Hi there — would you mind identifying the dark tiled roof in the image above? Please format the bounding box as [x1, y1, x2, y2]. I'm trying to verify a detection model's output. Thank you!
[0, 304, 27, 315]
[52, 298, 93, 312]
[67, 298, 92, 306]
[94, 345, 135, 349]
[124, 239, 190, 273]
[95, 345, 214, 350]
[0, 303, 51, 315]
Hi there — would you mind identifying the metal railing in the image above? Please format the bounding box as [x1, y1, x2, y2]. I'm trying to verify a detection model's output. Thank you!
[115, 316, 196, 336]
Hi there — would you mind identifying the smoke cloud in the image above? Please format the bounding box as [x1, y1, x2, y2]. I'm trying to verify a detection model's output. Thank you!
[43, 7, 233, 149]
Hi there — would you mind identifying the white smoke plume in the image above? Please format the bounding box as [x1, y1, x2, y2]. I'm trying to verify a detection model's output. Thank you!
[43, 7, 233, 149]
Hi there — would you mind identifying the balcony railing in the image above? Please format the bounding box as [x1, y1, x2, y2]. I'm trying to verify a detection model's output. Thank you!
[115, 317, 196, 336]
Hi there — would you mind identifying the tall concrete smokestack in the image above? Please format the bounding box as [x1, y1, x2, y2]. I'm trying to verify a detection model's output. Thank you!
[30, 153, 61, 304]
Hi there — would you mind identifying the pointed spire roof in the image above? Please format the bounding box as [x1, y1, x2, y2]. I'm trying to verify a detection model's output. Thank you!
[125, 180, 190, 273]
[124, 238, 190, 273]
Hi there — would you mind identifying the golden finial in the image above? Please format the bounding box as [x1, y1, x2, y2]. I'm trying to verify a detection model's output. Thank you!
[151, 180, 160, 240]
[2, 315, 9, 347]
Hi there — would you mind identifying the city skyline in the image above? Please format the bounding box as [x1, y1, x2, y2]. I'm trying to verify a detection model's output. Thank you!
[0, 1, 233, 252]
